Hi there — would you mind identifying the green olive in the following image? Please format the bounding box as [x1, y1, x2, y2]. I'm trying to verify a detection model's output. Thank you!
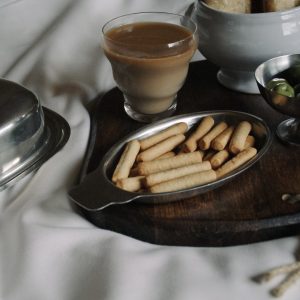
[273, 82, 295, 98]
[266, 78, 288, 90]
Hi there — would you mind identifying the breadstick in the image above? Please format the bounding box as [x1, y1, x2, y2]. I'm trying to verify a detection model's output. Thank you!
[216, 147, 257, 179]
[210, 149, 230, 169]
[149, 170, 217, 193]
[139, 122, 188, 150]
[211, 126, 234, 151]
[116, 176, 144, 192]
[198, 150, 206, 160]
[271, 268, 300, 298]
[256, 262, 300, 283]
[183, 116, 214, 152]
[137, 151, 203, 175]
[198, 121, 228, 150]
[155, 151, 175, 160]
[144, 161, 212, 187]
[112, 140, 140, 182]
[244, 135, 255, 149]
[137, 134, 185, 162]
[130, 152, 176, 175]
[203, 149, 217, 161]
[229, 121, 252, 154]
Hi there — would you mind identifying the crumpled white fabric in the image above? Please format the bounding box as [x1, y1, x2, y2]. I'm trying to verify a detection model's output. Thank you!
[0, 1, 299, 299]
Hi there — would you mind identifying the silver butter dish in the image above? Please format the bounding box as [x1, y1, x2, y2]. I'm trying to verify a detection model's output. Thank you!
[69, 111, 272, 211]
[0, 78, 70, 189]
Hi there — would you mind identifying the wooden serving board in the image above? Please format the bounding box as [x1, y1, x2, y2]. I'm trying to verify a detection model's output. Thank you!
[76, 60, 300, 247]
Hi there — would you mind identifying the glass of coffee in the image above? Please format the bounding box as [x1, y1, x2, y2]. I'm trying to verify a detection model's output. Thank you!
[102, 12, 197, 122]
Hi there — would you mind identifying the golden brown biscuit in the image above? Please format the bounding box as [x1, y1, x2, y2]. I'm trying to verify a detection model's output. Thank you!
[112, 140, 140, 182]
[139, 122, 187, 150]
[149, 169, 217, 193]
[203, 0, 251, 13]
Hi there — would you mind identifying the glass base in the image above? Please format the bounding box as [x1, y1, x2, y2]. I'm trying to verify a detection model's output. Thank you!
[276, 118, 300, 146]
[124, 100, 177, 123]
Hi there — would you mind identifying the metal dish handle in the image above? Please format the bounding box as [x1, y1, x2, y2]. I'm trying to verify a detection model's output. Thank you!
[68, 169, 140, 211]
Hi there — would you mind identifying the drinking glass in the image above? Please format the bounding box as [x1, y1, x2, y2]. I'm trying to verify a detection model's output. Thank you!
[102, 12, 197, 122]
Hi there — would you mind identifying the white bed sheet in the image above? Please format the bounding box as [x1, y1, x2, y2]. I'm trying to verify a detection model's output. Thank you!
[0, 1, 299, 299]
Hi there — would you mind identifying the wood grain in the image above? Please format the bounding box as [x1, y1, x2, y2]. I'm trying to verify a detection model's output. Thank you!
[74, 60, 300, 247]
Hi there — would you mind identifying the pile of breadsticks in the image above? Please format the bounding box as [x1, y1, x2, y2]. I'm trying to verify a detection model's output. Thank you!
[111, 116, 257, 193]
[202, 0, 300, 14]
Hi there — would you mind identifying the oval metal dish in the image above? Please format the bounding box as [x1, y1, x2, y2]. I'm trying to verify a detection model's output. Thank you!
[69, 110, 272, 211]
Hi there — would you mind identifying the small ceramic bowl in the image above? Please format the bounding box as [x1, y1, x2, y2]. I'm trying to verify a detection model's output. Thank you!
[191, 1, 300, 94]
[255, 54, 300, 146]
[0, 78, 70, 189]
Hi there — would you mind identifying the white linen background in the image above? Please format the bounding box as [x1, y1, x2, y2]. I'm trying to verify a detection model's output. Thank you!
[0, 0, 299, 299]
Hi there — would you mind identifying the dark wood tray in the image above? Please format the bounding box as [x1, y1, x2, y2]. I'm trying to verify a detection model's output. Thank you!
[75, 60, 300, 247]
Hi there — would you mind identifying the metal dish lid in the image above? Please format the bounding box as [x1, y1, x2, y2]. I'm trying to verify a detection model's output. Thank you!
[0, 78, 70, 189]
